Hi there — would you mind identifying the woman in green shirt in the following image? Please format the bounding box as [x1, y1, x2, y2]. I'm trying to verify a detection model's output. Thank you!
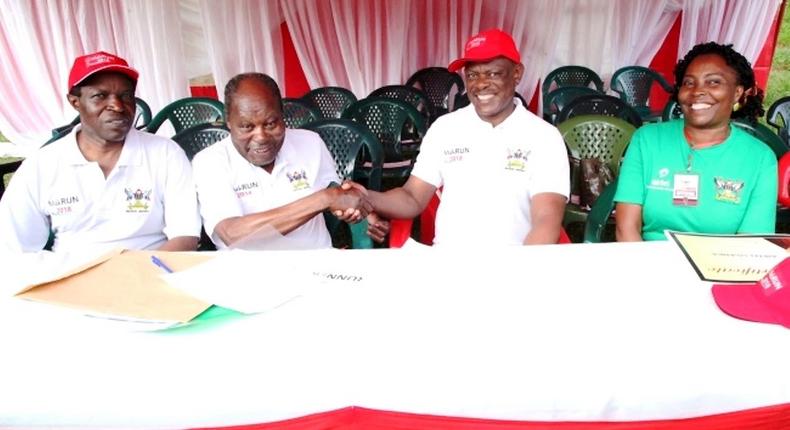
[615, 42, 777, 241]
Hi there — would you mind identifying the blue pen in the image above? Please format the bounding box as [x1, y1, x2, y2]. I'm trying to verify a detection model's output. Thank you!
[150, 255, 174, 273]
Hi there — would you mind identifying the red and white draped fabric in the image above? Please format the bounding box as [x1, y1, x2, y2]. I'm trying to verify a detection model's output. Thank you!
[198, 0, 284, 102]
[677, 0, 782, 64]
[0, 0, 783, 149]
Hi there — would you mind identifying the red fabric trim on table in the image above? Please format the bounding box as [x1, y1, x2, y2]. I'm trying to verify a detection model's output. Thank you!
[197, 403, 790, 430]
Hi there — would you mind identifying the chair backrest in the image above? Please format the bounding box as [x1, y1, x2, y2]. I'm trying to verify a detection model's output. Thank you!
[146, 97, 225, 134]
[405, 67, 464, 117]
[731, 119, 789, 159]
[610, 66, 673, 117]
[369, 85, 434, 124]
[542, 65, 604, 101]
[767, 96, 790, 146]
[583, 179, 618, 243]
[557, 93, 643, 127]
[301, 87, 357, 119]
[133, 97, 153, 130]
[661, 99, 683, 122]
[304, 119, 384, 250]
[171, 123, 230, 161]
[343, 97, 427, 165]
[303, 118, 384, 192]
[282, 98, 320, 129]
[558, 115, 635, 203]
[544, 86, 600, 124]
[0, 159, 23, 200]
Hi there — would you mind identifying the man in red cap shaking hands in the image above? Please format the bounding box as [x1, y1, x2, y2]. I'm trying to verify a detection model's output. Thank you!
[347, 29, 569, 246]
[0, 51, 201, 252]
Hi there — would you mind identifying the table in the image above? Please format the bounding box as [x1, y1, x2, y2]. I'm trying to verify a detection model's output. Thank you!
[1, 241, 789, 429]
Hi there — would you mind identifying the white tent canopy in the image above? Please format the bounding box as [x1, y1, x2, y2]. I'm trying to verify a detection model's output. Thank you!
[0, 0, 781, 149]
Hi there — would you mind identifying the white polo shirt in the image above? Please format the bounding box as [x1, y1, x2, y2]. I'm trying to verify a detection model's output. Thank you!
[411, 101, 569, 246]
[192, 129, 339, 249]
[0, 127, 201, 253]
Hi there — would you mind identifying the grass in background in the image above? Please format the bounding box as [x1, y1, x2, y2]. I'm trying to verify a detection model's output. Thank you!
[765, 9, 790, 115]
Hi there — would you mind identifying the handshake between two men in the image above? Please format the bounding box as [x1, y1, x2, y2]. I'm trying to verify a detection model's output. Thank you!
[327, 181, 391, 245]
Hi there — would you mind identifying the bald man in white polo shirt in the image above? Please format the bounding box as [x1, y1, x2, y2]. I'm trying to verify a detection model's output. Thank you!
[350, 29, 569, 246]
[0, 51, 201, 253]
[192, 73, 388, 250]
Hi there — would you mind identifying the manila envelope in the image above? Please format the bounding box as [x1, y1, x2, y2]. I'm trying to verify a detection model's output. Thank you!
[17, 250, 214, 323]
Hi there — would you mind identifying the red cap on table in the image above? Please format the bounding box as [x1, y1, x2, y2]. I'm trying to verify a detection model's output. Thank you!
[448, 29, 521, 72]
[68, 51, 138, 91]
[712, 257, 790, 328]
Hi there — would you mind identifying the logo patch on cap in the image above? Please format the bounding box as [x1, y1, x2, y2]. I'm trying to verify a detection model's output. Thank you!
[86, 54, 114, 67]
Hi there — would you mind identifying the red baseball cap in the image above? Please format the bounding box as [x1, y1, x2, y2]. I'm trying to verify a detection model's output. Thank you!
[68, 51, 139, 91]
[448, 29, 521, 73]
[711, 257, 790, 328]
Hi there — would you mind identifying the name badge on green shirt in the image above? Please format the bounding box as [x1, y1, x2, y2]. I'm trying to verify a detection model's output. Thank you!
[673, 172, 699, 206]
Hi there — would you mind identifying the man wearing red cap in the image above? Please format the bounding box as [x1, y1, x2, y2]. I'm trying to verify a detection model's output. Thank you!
[0, 51, 201, 252]
[351, 29, 569, 246]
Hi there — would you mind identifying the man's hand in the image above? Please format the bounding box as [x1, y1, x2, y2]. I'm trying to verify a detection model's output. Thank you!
[366, 212, 390, 243]
[327, 185, 371, 223]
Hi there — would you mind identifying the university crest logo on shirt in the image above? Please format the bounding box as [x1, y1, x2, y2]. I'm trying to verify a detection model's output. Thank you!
[505, 149, 530, 172]
[124, 188, 152, 212]
[287, 170, 310, 191]
[713, 177, 744, 204]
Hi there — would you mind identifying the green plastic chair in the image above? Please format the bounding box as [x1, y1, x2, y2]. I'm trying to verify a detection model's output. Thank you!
[342, 97, 427, 184]
[282, 98, 320, 129]
[610, 66, 673, 122]
[304, 119, 383, 192]
[405, 67, 464, 117]
[171, 123, 229, 161]
[661, 99, 683, 122]
[542, 65, 604, 111]
[304, 119, 385, 249]
[766, 95, 790, 146]
[556, 93, 642, 128]
[583, 180, 618, 243]
[544, 86, 601, 124]
[132, 97, 153, 130]
[301, 86, 357, 119]
[369, 85, 434, 125]
[731, 119, 788, 159]
[558, 115, 635, 232]
[0, 159, 23, 199]
[146, 97, 225, 135]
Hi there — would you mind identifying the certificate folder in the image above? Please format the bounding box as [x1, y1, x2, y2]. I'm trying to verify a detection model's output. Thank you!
[16, 250, 213, 323]
[667, 231, 790, 283]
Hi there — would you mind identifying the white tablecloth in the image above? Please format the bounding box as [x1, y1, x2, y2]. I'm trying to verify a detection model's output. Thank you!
[1, 241, 789, 428]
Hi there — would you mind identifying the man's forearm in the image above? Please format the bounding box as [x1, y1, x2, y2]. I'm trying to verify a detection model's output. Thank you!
[157, 236, 199, 251]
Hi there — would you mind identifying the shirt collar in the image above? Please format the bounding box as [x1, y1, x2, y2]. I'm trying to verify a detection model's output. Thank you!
[60, 125, 142, 166]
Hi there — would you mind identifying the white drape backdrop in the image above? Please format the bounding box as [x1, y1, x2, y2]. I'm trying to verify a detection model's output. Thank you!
[0, 0, 783, 151]
[0, 0, 191, 149]
[198, 0, 284, 103]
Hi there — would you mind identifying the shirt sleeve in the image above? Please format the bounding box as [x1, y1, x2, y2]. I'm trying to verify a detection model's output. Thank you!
[613, 130, 646, 205]
[409, 122, 444, 188]
[192, 145, 246, 244]
[528, 125, 570, 199]
[0, 158, 51, 252]
[162, 142, 202, 240]
[737, 149, 778, 234]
